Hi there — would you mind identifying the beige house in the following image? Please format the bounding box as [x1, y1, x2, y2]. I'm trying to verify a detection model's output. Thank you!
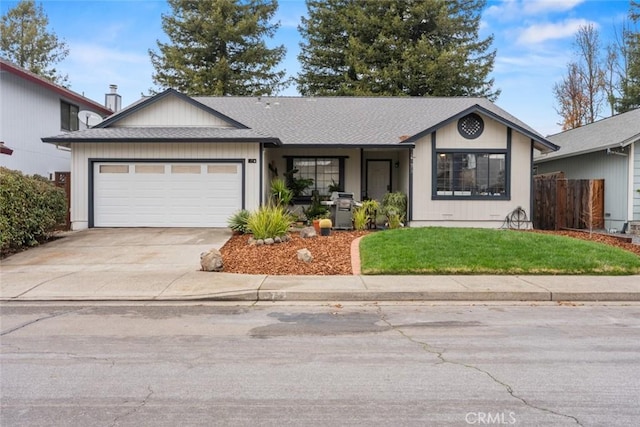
[42, 89, 558, 230]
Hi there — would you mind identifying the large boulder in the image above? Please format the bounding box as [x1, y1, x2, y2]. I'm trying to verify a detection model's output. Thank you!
[200, 248, 223, 272]
[297, 248, 313, 263]
[299, 227, 317, 238]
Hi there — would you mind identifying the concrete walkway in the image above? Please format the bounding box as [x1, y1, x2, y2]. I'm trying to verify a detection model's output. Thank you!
[2, 228, 640, 302]
[3, 267, 640, 303]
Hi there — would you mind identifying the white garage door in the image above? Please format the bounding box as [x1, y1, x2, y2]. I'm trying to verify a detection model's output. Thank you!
[93, 162, 242, 227]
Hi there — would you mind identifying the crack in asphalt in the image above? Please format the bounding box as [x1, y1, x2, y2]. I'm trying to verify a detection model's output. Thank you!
[0, 308, 88, 337]
[109, 385, 154, 427]
[376, 306, 583, 426]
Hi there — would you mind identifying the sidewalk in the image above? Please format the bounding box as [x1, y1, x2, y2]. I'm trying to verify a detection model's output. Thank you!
[2, 228, 639, 303]
[2, 269, 640, 302]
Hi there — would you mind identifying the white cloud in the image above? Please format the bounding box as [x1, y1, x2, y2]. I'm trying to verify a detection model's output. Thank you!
[485, 0, 584, 21]
[516, 18, 594, 45]
[523, 0, 585, 15]
[68, 42, 148, 66]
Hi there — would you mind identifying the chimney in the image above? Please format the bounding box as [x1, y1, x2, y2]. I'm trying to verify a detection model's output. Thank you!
[105, 84, 122, 112]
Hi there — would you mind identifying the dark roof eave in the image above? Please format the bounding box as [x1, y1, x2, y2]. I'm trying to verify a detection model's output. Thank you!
[42, 137, 281, 146]
[275, 143, 414, 149]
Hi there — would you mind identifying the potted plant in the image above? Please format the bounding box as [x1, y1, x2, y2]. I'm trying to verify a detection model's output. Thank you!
[319, 218, 332, 236]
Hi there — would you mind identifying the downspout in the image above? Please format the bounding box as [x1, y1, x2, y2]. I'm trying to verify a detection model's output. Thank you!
[409, 147, 414, 222]
[628, 142, 635, 222]
[259, 142, 264, 206]
[530, 139, 534, 221]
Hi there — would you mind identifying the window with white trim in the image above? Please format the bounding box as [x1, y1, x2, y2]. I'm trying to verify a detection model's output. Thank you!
[436, 152, 507, 198]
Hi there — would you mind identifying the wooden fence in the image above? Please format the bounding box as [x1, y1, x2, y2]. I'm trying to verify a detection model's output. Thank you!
[533, 174, 604, 230]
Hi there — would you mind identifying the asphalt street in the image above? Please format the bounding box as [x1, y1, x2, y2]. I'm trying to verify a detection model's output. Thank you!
[1, 302, 639, 426]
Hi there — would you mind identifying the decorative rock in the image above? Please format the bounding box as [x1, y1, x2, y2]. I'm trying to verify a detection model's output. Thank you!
[297, 248, 313, 263]
[282, 234, 291, 242]
[248, 237, 255, 246]
[299, 226, 317, 238]
[265, 238, 275, 245]
[274, 236, 282, 243]
[200, 248, 223, 272]
[256, 239, 264, 246]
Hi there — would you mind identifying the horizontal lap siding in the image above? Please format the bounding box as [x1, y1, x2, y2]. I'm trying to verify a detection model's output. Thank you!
[411, 116, 532, 226]
[71, 142, 260, 230]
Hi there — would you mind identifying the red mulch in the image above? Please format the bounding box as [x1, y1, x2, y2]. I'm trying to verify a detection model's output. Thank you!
[220, 230, 370, 275]
[219, 228, 640, 275]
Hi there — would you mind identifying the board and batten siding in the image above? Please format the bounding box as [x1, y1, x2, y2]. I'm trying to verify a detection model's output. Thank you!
[535, 149, 630, 230]
[113, 96, 234, 128]
[70, 142, 261, 230]
[0, 70, 100, 176]
[410, 114, 533, 228]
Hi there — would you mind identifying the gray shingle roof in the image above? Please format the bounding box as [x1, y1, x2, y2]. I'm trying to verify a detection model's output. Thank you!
[195, 96, 551, 148]
[42, 127, 279, 145]
[535, 108, 640, 162]
[41, 89, 557, 152]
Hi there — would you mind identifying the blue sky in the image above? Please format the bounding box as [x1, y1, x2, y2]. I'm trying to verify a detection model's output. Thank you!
[1, 0, 631, 136]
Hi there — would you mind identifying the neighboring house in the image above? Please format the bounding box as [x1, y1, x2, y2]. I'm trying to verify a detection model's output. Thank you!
[0, 58, 113, 177]
[42, 89, 558, 230]
[534, 109, 640, 231]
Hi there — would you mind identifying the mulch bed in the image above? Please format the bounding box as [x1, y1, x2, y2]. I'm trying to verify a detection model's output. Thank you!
[220, 230, 370, 275]
[220, 228, 640, 276]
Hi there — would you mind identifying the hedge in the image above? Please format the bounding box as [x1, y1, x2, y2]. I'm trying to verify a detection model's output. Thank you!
[0, 167, 67, 254]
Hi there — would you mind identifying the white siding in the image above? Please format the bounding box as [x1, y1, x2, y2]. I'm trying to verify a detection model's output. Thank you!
[114, 96, 234, 127]
[71, 142, 261, 230]
[0, 70, 105, 176]
[410, 114, 533, 228]
[535, 148, 631, 229]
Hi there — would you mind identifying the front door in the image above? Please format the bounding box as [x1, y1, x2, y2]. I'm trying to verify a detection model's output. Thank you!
[366, 160, 391, 201]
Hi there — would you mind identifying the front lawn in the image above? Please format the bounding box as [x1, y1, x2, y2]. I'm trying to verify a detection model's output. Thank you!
[359, 227, 640, 275]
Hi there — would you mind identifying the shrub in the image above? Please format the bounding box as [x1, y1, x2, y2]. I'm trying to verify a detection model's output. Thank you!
[227, 209, 251, 234]
[270, 178, 293, 207]
[0, 167, 66, 254]
[353, 207, 368, 231]
[247, 205, 293, 240]
[382, 191, 407, 228]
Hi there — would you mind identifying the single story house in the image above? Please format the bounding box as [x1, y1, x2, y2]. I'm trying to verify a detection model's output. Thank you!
[0, 57, 113, 177]
[42, 89, 558, 230]
[534, 108, 640, 231]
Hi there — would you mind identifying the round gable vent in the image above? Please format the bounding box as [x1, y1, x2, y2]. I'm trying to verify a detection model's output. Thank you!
[458, 113, 484, 139]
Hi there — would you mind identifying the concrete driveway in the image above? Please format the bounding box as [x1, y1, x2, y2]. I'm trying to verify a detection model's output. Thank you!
[0, 228, 247, 300]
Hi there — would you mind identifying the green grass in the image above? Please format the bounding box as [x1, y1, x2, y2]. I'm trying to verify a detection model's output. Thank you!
[359, 227, 640, 275]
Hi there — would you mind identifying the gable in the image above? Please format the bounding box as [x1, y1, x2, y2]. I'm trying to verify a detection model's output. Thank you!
[112, 94, 238, 128]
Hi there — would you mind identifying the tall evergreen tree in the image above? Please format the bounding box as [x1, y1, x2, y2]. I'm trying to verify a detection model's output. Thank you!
[297, 0, 498, 99]
[149, 0, 287, 96]
[0, 0, 69, 85]
[618, 0, 640, 112]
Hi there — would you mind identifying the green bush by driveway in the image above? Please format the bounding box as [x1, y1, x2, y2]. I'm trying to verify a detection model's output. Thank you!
[359, 227, 640, 275]
[1, 167, 66, 255]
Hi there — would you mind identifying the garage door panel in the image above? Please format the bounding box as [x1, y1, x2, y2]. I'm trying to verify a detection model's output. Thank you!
[94, 162, 242, 227]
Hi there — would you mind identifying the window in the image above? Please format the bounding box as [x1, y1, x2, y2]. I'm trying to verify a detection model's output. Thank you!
[287, 157, 343, 196]
[435, 152, 507, 198]
[61, 100, 79, 131]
